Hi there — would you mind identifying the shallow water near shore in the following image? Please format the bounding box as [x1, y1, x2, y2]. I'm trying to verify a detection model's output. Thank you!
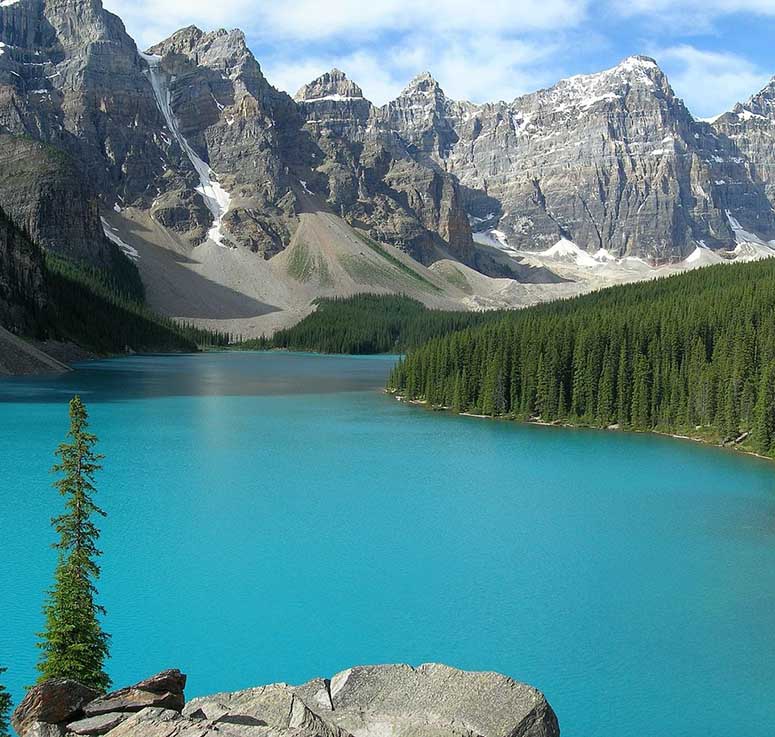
[1, 351, 774, 737]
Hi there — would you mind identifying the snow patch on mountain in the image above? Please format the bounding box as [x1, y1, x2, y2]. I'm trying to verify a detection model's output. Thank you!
[141, 52, 232, 248]
[684, 245, 723, 265]
[101, 217, 139, 261]
[539, 238, 600, 267]
[725, 209, 771, 246]
[299, 94, 364, 103]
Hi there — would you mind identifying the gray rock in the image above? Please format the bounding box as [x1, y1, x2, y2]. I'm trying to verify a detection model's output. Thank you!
[52, 665, 558, 737]
[11, 679, 99, 737]
[184, 664, 558, 737]
[83, 668, 187, 717]
[20, 722, 66, 737]
[0, 204, 46, 336]
[295, 663, 560, 737]
[712, 77, 775, 229]
[83, 689, 183, 717]
[133, 669, 187, 695]
[92, 707, 189, 737]
[383, 57, 775, 261]
[66, 712, 128, 735]
[295, 68, 478, 269]
[0, 0, 170, 271]
[183, 683, 352, 737]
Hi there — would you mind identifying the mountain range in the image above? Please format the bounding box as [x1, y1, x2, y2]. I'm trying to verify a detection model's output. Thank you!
[2, 0, 775, 343]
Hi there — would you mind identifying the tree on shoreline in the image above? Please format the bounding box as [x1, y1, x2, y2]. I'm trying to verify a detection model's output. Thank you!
[37, 396, 111, 692]
[0, 667, 11, 737]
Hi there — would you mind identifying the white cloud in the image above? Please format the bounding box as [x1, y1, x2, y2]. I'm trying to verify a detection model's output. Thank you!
[103, 0, 255, 48]
[103, 0, 573, 104]
[101, 0, 773, 115]
[655, 45, 770, 117]
[105, 0, 588, 47]
[253, 0, 587, 40]
[264, 33, 560, 105]
[264, 51, 405, 104]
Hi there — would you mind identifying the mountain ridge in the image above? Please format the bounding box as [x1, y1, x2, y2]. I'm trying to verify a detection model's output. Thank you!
[3, 0, 775, 345]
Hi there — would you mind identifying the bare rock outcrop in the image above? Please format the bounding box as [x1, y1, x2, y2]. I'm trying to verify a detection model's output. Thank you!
[12, 665, 559, 737]
[11, 680, 98, 736]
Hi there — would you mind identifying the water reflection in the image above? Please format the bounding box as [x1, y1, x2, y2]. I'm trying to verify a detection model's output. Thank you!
[0, 352, 398, 403]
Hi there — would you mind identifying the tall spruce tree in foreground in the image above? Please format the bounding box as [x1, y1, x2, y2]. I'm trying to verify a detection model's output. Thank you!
[37, 396, 111, 692]
[0, 667, 11, 737]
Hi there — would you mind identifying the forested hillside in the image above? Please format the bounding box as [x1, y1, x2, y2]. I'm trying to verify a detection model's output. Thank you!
[242, 295, 504, 354]
[44, 255, 230, 353]
[389, 261, 775, 456]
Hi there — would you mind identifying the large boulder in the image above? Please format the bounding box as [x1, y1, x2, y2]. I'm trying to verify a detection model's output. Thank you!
[83, 670, 186, 717]
[11, 680, 99, 736]
[295, 663, 560, 737]
[185, 664, 559, 737]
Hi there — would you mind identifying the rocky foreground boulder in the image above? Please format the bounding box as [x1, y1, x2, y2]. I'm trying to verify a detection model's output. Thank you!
[11, 664, 560, 736]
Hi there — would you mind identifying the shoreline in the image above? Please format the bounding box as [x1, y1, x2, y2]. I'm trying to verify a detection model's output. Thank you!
[391, 392, 774, 463]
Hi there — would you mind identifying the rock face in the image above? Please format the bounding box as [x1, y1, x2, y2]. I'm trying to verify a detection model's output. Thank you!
[4, 0, 775, 327]
[0, 135, 107, 265]
[11, 679, 99, 736]
[713, 77, 775, 213]
[12, 665, 559, 737]
[295, 69, 480, 270]
[187, 664, 559, 737]
[83, 669, 186, 716]
[0, 0, 163, 269]
[292, 663, 560, 737]
[383, 57, 775, 260]
[0, 203, 46, 334]
[143, 26, 304, 256]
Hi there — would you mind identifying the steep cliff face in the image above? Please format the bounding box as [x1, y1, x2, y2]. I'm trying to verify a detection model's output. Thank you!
[0, 0, 166, 200]
[295, 69, 477, 268]
[0, 203, 45, 334]
[385, 57, 775, 260]
[0, 0, 164, 270]
[144, 26, 305, 257]
[712, 78, 775, 234]
[2, 0, 775, 329]
[0, 134, 106, 263]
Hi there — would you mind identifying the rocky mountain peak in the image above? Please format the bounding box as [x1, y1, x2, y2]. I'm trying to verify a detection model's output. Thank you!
[146, 25, 205, 56]
[732, 77, 775, 120]
[147, 26, 254, 72]
[294, 68, 365, 102]
[401, 71, 445, 98]
[533, 54, 669, 109]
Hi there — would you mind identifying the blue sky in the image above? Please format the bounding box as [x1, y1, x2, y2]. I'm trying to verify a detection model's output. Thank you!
[104, 0, 775, 117]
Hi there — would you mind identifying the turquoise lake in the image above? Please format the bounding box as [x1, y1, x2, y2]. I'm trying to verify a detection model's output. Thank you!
[2, 352, 775, 736]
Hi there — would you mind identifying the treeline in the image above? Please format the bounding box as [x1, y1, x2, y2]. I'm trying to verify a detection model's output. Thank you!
[389, 260, 775, 456]
[240, 294, 504, 354]
[42, 254, 230, 353]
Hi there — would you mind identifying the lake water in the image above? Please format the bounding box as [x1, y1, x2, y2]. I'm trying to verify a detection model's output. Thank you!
[1, 352, 774, 737]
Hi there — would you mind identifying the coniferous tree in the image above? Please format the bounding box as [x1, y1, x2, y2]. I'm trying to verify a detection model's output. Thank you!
[0, 667, 11, 737]
[37, 397, 111, 692]
[387, 260, 775, 457]
[753, 366, 775, 454]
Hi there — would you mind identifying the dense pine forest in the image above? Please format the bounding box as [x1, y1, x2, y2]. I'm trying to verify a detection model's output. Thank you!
[240, 294, 504, 354]
[43, 254, 230, 353]
[389, 260, 775, 457]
